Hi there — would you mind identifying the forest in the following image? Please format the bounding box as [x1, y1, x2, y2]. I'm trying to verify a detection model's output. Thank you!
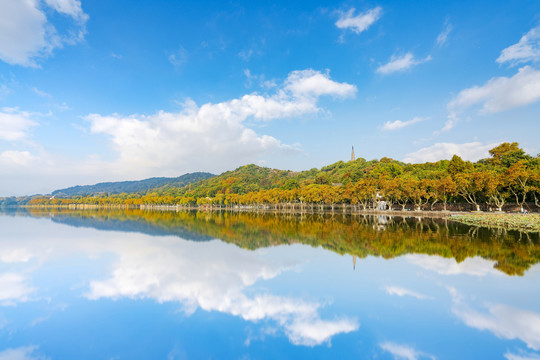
[22, 142, 540, 212]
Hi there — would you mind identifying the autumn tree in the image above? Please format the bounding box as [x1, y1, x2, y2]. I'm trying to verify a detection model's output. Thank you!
[455, 171, 490, 211]
[506, 160, 535, 212]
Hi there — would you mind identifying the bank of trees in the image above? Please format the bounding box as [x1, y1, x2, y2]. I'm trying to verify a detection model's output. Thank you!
[27, 142, 540, 211]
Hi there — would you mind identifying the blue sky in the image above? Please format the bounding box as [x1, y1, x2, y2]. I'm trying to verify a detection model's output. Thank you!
[0, 0, 539, 195]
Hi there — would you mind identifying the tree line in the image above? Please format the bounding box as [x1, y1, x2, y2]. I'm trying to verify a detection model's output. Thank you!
[26, 142, 540, 212]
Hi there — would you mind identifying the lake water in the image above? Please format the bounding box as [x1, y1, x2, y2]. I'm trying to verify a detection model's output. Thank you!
[1, 208, 539, 359]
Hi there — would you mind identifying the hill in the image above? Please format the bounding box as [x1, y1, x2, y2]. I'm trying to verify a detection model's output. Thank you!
[24, 142, 540, 212]
[51, 172, 215, 197]
[153, 158, 399, 198]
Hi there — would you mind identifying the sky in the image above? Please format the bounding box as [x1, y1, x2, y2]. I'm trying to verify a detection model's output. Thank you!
[0, 0, 539, 196]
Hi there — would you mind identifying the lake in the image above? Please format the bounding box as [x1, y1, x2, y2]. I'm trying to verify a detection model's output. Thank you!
[1, 208, 539, 359]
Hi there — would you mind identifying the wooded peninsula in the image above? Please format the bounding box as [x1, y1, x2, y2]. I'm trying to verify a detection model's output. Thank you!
[3, 142, 540, 216]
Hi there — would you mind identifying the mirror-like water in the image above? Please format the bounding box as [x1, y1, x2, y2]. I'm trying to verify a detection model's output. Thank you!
[1, 208, 539, 359]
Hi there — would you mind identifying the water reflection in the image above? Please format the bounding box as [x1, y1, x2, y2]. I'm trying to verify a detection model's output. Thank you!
[0, 208, 539, 359]
[12, 208, 540, 276]
[447, 285, 540, 352]
[0, 210, 359, 347]
[84, 236, 358, 346]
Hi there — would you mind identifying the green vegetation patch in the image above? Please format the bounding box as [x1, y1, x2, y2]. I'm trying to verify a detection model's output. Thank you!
[450, 213, 540, 233]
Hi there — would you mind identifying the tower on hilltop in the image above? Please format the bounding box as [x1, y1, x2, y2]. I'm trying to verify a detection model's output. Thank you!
[351, 146, 355, 161]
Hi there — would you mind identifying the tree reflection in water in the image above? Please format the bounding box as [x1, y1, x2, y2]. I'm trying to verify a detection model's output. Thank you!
[10, 208, 540, 276]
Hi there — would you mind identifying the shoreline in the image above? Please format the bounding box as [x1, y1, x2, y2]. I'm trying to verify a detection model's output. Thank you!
[450, 213, 540, 233]
[21, 203, 464, 217]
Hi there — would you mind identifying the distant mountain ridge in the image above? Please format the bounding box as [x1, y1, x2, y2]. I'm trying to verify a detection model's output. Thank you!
[51, 172, 215, 196]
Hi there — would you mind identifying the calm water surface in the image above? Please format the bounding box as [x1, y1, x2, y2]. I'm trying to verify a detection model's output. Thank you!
[0, 209, 539, 359]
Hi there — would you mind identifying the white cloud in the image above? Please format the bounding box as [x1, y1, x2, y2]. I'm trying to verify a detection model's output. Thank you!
[505, 350, 540, 360]
[239, 49, 254, 61]
[448, 286, 540, 352]
[376, 53, 432, 75]
[243, 69, 277, 89]
[0, 273, 35, 305]
[448, 66, 540, 114]
[44, 0, 88, 22]
[335, 7, 382, 34]
[168, 45, 188, 68]
[0, 70, 355, 194]
[0, 151, 38, 166]
[0, 346, 45, 360]
[0, 108, 38, 141]
[379, 342, 436, 360]
[31, 87, 52, 99]
[497, 26, 540, 66]
[286, 318, 358, 346]
[454, 304, 540, 351]
[284, 70, 356, 98]
[0, 0, 87, 67]
[0, 248, 34, 263]
[444, 66, 540, 131]
[382, 116, 426, 131]
[384, 286, 429, 300]
[0, 0, 52, 66]
[85, 69, 356, 178]
[405, 255, 500, 276]
[436, 21, 453, 47]
[402, 142, 498, 164]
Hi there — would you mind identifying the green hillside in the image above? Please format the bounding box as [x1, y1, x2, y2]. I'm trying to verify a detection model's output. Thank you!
[153, 157, 421, 198]
[51, 172, 215, 197]
[22, 142, 540, 212]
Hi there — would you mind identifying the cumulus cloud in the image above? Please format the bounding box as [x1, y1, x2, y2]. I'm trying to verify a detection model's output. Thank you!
[0, 0, 87, 66]
[382, 116, 426, 131]
[445, 66, 540, 130]
[376, 53, 432, 75]
[284, 70, 356, 98]
[379, 342, 436, 360]
[335, 7, 382, 34]
[86, 69, 356, 177]
[402, 142, 498, 164]
[448, 66, 540, 113]
[0, 108, 38, 141]
[384, 286, 429, 300]
[0, 70, 355, 194]
[497, 26, 540, 66]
